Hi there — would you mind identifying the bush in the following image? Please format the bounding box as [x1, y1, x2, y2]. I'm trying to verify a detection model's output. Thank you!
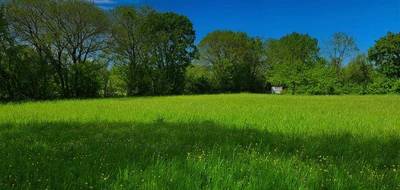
[390, 80, 400, 93]
[106, 66, 127, 97]
[367, 73, 400, 94]
[184, 64, 213, 94]
[303, 61, 340, 95]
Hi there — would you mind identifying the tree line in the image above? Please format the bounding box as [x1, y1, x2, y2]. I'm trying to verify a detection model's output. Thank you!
[1, 0, 399, 101]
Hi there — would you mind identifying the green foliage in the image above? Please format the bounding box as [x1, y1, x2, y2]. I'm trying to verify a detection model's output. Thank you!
[112, 7, 196, 96]
[184, 64, 213, 94]
[367, 73, 400, 94]
[70, 61, 108, 98]
[266, 33, 319, 94]
[198, 31, 266, 92]
[0, 6, 10, 99]
[0, 6, 6, 38]
[344, 55, 373, 85]
[105, 66, 128, 97]
[1, 94, 400, 189]
[0, 46, 52, 100]
[111, 7, 153, 96]
[7, 0, 109, 99]
[144, 12, 197, 95]
[368, 32, 400, 79]
[0, 6, 56, 101]
[342, 54, 373, 94]
[303, 59, 339, 95]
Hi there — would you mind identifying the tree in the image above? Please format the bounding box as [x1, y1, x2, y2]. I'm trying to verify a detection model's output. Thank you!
[368, 32, 400, 79]
[198, 31, 265, 92]
[304, 58, 338, 95]
[266, 33, 319, 94]
[0, 5, 15, 100]
[343, 54, 373, 93]
[343, 54, 374, 94]
[112, 8, 196, 96]
[57, 0, 110, 97]
[7, 0, 57, 98]
[326, 32, 359, 75]
[111, 6, 153, 96]
[144, 12, 197, 95]
[1, 5, 55, 101]
[8, 0, 110, 98]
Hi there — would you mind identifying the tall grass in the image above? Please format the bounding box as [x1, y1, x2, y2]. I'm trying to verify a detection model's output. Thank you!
[0, 94, 399, 189]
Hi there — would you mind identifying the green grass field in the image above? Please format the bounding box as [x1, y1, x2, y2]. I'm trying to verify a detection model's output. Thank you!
[1, 94, 399, 189]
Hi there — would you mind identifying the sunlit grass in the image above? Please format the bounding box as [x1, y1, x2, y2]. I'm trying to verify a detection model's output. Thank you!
[0, 94, 399, 189]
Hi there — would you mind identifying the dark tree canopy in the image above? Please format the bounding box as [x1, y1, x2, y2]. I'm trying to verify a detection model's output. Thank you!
[145, 12, 197, 95]
[0, 5, 51, 100]
[112, 7, 196, 96]
[111, 6, 152, 96]
[198, 31, 265, 92]
[368, 32, 400, 79]
[8, 0, 110, 98]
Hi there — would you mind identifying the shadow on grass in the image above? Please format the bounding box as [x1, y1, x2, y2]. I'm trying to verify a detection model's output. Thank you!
[0, 121, 399, 189]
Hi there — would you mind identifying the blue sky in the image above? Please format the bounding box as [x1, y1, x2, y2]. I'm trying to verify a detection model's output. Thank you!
[94, 0, 400, 52]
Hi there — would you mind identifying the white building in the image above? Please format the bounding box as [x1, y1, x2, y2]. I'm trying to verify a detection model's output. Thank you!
[271, 86, 283, 94]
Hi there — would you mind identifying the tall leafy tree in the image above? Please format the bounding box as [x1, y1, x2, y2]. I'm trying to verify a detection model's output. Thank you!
[112, 8, 196, 95]
[0, 4, 53, 100]
[266, 33, 319, 94]
[57, 0, 110, 97]
[368, 32, 400, 79]
[111, 6, 154, 95]
[8, 0, 110, 98]
[6, 0, 57, 99]
[198, 31, 265, 92]
[145, 12, 197, 95]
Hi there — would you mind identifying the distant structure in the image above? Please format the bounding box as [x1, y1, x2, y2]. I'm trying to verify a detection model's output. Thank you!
[271, 86, 283, 94]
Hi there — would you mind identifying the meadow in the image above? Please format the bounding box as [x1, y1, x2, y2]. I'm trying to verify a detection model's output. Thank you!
[0, 94, 399, 189]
